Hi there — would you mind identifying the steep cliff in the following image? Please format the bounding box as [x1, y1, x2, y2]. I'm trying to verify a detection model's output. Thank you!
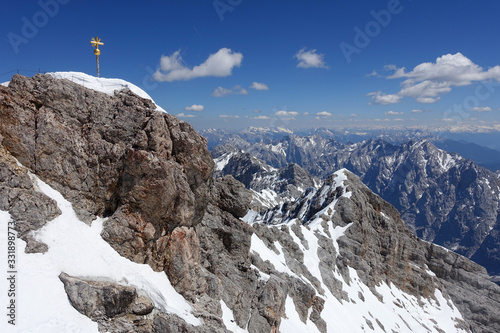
[209, 133, 500, 278]
[1, 74, 499, 333]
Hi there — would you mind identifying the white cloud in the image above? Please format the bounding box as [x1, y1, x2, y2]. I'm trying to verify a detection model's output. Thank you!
[212, 85, 248, 97]
[385, 111, 404, 115]
[366, 70, 378, 77]
[153, 48, 243, 82]
[367, 91, 402, 105]
[177, 113, 196, 118]
[275, 110, 299, 116]
[212, 87, 232, 97]
[252, 115, 271, 120]
[411, 109, 431, 113]
[294, 48, 328, 69]
[473, 106, 492, 112]
[184, 104, 204, 112]
[369, 53, 500, 104]
[350, 113, 358, 117]
[219, 114, 240, 119]
[250, 82, 269, 91]
[316, 111, 332, 117]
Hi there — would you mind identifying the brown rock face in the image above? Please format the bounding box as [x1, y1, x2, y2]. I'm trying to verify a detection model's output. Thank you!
[0, 74, 214, 270]
[211, 175, 253, 218]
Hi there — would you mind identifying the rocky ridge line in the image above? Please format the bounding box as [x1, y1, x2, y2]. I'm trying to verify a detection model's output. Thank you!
[1, 74, 500, 332]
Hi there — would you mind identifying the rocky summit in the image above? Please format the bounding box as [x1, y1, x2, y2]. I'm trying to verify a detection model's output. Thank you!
[208, 131, 500, 280]
[1, 73, 500, 332]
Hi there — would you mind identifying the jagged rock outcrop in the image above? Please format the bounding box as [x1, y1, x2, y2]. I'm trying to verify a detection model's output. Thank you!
[59, 273, 155, 332]
[210, 133, 500, 278]
[215, 151, 319, 209]
[0, 144, 60, 253]
[59, 273, 142, 319]
[0, 74, 214, 268]
[211, 175, 252, 218]
[247, 169, 500, 333]
[2, 74, 500, 333]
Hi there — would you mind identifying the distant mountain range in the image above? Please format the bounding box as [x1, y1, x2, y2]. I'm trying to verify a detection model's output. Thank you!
[2, 74, 500, 332]
[433, 139, 500, 172]
[205, 129, 500, 280]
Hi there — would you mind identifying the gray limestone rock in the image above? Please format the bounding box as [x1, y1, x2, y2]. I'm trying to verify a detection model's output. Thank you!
[59, 273, 137, 320]
[212, 175, 252, 218]
[4, 74, 500, 333]
[253, 169, 500, 333]
[209, 132, 500, 278]
[0, 145, 60, 252]
[0, 74, 214, 271]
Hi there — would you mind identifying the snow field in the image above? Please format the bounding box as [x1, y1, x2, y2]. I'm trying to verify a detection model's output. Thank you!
[248, 170, 467, 333]
[0, 169, 200, 332]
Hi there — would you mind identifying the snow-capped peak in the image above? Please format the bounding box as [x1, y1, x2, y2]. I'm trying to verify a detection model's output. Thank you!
[45, 72, 166, 113]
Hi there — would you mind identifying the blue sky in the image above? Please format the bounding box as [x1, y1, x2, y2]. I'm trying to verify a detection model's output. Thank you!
[2, 0, 500, 131]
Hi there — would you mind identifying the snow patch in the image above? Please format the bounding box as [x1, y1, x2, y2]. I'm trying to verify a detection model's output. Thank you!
[0, 171, 201, 332]
[250, 234, 300, 280]
[214, 152, 235, 171]
[220, 300, 246, 332]
[47, 72, 166, 113]
[280, 296, 318, 332]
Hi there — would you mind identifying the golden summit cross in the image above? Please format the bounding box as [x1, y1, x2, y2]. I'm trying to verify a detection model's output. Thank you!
[90, 36, 104, 77]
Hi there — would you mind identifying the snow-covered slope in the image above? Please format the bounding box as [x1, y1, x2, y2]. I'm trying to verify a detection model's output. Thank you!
[3, 71, 165, 112]
[1, 168, 468, 333]
[211, 133, 500, 278]
[246, 169, 470, 333]
[0, 170, 199, 333]
[215, 151, 320, 209]
[2, 73, 499, 332]
[47, 72, 166, 112]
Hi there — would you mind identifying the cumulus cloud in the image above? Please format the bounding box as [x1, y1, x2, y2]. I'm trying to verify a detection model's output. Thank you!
[177, 113, 196, 118]
[350, 113, 358, 117]
[367, 91, 402, 105]
[385, 111, 404, 115]
[369, 53, 500, 104]
[184, 104, 204, 112]
[275, 110, 299, 116]
[212, 85, 248, 97]
[411, 109, 431, 113]
[250, 82, 269, 91]
[252, 115, 271, 120]
[316, 111, 333, 117]
[473, 106, 492, 112]
[294, 48, 328, 69]
[219, 114, 240, 119]
[153, 48, 243, 82]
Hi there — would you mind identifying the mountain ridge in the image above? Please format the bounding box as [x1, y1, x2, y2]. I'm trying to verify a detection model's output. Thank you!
[1, 73, 500, 332]
[208, 130, 500, 279]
